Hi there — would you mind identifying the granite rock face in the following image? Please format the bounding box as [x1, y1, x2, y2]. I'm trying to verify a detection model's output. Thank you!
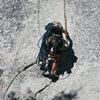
[0, 0, 100, 100]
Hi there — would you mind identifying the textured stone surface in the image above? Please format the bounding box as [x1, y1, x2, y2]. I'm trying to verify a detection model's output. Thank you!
[0, 0, 100, 100]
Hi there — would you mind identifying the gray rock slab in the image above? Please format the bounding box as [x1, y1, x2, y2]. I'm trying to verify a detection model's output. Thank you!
[0, 0, 100, 100]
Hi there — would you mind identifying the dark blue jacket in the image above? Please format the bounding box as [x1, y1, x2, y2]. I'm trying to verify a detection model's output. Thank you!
[37, 23, 53, 62]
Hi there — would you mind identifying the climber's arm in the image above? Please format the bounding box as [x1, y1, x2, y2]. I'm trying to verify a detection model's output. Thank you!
[63, 29, 70, 39]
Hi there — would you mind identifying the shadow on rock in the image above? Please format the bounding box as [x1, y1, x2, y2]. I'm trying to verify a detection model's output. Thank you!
[7, 91, 36, 100]
[0, 69, 4, 77]
[7, 91, 19, 100]
[26, 96, 36, 100]
[52, 88, 81, 100]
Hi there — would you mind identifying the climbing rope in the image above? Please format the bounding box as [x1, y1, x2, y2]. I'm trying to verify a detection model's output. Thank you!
[34, 80, 52, 97]
[3, 0, 69, 99]
[38, 0, 41, 34]
[3, 62, 37, 99]
[34, 1, 69, 97]
[3, 0, 42, 98]
[63, 0, 67, 31]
